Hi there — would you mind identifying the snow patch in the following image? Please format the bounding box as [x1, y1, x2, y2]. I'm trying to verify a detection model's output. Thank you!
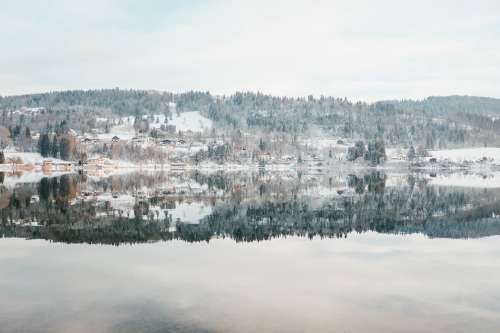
[428, 173, 500, 188]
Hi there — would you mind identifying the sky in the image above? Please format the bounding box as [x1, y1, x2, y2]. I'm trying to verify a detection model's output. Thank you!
[1, 0, 499, 101]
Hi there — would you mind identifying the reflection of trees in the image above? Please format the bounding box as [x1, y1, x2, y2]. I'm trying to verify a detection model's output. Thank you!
[1, 172, 500, 244]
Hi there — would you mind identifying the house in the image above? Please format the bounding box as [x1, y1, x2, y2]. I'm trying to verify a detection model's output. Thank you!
[131, 136, 149, 144]
[81, 137, 99, 144]
[15, 107, 45, 116]
[160, 139, 175, 145]
[391, 152, 407, 160]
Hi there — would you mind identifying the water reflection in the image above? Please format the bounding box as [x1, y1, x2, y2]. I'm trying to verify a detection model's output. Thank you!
[1, 170, 500, 244]
[1, 235, 499, 333]
[1, 171, 500, 333]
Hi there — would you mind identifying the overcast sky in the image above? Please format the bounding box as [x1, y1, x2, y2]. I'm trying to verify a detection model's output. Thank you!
[1, 0, 499, 101]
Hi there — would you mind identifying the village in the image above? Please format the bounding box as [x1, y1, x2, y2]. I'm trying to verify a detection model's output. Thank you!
[2, 106, 500, 176]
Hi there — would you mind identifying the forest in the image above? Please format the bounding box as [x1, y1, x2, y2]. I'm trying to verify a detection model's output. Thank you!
[1, 89, 500, 149]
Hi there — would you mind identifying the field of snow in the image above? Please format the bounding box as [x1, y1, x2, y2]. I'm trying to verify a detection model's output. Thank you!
[162, 111, 212, 132]
[167, 201, 212, 224]
[104, 111, 212, 138]
[429, 148, 500, 163]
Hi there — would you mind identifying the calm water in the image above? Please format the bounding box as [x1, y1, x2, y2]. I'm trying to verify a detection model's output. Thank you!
[1, 171, 500, 332]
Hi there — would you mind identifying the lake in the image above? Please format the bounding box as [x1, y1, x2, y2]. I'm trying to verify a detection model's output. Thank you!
[1, 170, 500, 332]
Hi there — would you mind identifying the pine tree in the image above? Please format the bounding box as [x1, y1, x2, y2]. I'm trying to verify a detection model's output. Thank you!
[38, 134, 51, 157]
[59, 135, 75, 160]
[51, 137, 59, 158]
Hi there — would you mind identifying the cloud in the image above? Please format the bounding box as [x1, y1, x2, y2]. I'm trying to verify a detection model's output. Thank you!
[1, 0, 499, 101]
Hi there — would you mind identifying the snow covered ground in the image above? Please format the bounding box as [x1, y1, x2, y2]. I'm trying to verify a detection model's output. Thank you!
[159, 111, 212, 132]
[1, 152, 69, 166]
[167, 201, 212, 224]
[429, 148, 500, 163]
[106, 111, 212, 137]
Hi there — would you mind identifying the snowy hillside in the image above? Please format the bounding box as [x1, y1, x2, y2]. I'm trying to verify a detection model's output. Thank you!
[103, 111, 212, 138]
[155, 111, 213, 132]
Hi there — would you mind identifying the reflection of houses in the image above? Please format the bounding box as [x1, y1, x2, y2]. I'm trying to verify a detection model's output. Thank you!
[58, 162, 74, 171]
[85, 157, 114, 169]
[170, 161, 186, 170]
[41, 159, 74, 171]
[42, 160, 53, 171]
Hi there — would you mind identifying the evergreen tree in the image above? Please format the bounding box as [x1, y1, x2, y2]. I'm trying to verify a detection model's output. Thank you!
[38, 134, 51, 157]
[59, 135, 75, 160]
[51, 137, 59, 158]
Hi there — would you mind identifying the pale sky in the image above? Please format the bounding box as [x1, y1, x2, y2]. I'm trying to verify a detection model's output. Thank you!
[1, 0, 499, 101]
